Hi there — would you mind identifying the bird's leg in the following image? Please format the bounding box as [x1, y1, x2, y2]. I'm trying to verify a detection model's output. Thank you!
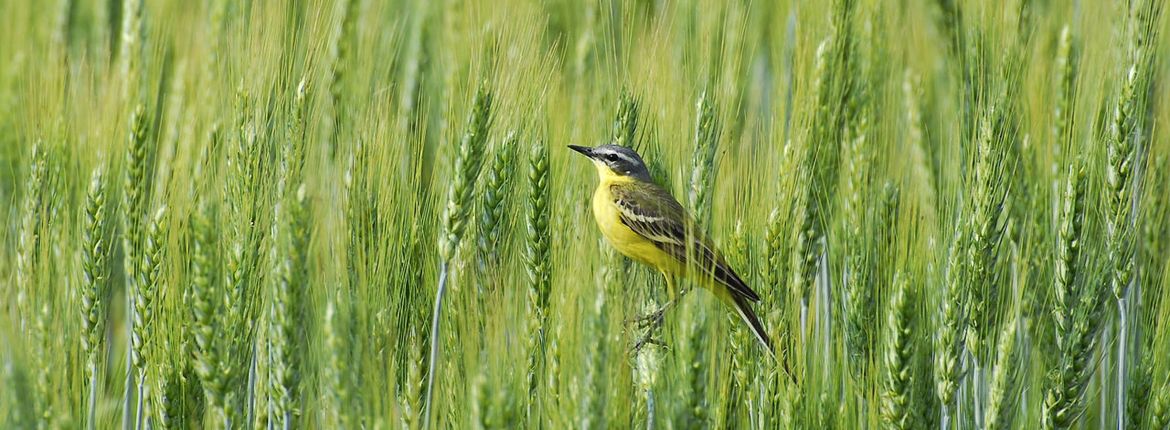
[627, 275, 683, 354]
[624, 275, 682, 328]
[630, 332, 668, 354]
[669, 273, 698, 302]
[629, 304, 671, 354]
[625, 299, 675, 329]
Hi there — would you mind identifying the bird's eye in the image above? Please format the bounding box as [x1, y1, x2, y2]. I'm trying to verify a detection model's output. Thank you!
[605, 154, 619, 162]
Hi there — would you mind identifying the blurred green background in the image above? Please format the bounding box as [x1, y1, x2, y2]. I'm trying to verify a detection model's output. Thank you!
[1, 0, 1169, 428]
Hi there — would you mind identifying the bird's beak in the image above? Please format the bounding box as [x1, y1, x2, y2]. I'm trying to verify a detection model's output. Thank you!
[568, 145, 594, 158]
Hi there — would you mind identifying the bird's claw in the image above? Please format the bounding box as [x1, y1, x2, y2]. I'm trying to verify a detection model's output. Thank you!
[624, 307, 667, 329]
[629, 332, 668, 355]
[627, 308, 670, 355]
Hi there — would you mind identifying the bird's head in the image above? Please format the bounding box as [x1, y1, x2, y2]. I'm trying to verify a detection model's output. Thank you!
[568, 144, 653, 182]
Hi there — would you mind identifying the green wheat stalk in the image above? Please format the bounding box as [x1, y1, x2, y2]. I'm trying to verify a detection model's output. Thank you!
[189, 204, 226, 426]
[1042, 159, 1104, 430]
[121, 104, 150, 430]
[15, 142, 46, 332]
[132, 206, 167, 430]
[842, 104, 874, 378]
[1052, 162, 1086, 349]
[688, 91, 719, 225]
[323, 293, 353, 428]
[613, 90, 639, 148]
[1108, 3, 1164, 426]
[523, 140, 550, 420]
[328, 0, 360, 156]
[880, 274, 914, 430]
[424, 84, 493, 428]
[1147, 375, 1170, 429]
[267, 128, 309, 429]
[476, 131, 518, 273]
[119, 0, 143, 100]
[964, 112, 1010, 363]
[984, 313, 1022, 430]
[1052, 26, 1077, 166]
[79, 166, 108, 430]
[934, 225, 967, 428]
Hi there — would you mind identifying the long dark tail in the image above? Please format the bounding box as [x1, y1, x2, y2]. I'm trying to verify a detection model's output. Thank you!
[729, 293, 774, 357]
[729, 294, 794, 380]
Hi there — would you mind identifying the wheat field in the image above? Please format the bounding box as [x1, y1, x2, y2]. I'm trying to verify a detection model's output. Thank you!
[1, 0, 1169, 428]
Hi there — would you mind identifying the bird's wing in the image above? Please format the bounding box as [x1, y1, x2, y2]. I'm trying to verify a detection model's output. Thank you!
[610, 183, 760, 302]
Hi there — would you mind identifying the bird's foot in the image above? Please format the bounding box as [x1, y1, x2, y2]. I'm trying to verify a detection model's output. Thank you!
[629, 331, 668, 355]
[626, 303, 673, 355]
[623, 300, 675, 329]
[624, 308, 666, 329]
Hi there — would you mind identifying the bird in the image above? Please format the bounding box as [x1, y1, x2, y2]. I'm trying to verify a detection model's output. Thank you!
[569, 143, 775, 359]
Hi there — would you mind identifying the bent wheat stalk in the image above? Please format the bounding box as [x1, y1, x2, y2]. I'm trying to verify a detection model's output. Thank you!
[424, 85, 492, 428]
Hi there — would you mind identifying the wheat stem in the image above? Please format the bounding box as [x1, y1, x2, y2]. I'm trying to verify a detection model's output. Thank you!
[121, 104, 150, 430]
[424, 84, 493, 428]
[423, 262, 448, 428]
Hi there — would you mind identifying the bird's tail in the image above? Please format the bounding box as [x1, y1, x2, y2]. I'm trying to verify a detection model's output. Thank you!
[728, 293, 774, 359]
[727, 293, 794, 381]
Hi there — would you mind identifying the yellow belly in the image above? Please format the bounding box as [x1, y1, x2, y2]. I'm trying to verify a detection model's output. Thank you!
[591, 182, 683, 275]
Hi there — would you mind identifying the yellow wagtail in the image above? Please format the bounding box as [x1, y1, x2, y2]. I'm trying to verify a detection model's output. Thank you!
[569, 144, 775, 358]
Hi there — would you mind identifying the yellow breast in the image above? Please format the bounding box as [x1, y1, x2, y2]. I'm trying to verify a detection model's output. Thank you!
[591, 178, 681, 274]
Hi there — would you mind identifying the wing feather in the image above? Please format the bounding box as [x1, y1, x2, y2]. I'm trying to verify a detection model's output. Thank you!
[611, 184, 760, 302]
